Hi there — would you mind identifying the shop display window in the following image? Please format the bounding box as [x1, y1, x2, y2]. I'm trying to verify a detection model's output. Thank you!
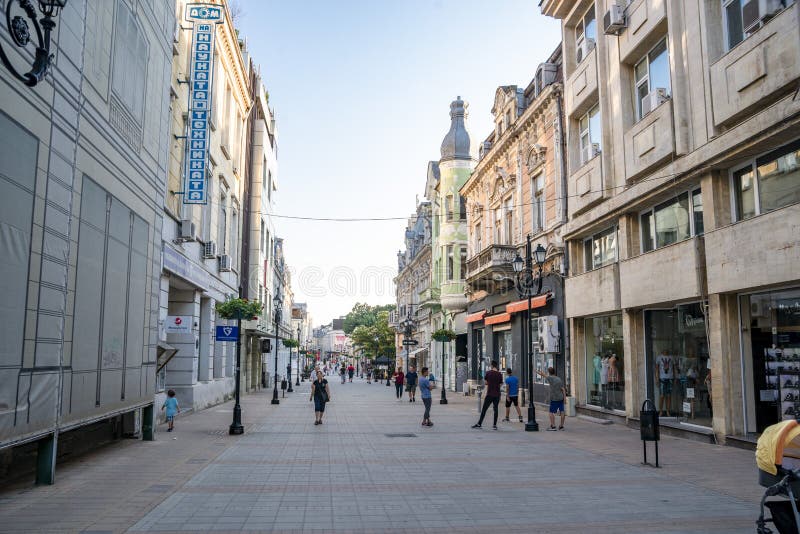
[585, 314, 624, 410]
[645, 302, 711, 427]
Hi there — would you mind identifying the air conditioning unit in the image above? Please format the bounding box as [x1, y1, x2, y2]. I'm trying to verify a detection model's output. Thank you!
[537, 315, 560, 353]
[743, 0, 783, 33]
[640, 87, 669, 118]
[604, 4, 627, 35]
[576, 38, 596, 64]
[179, 219, 195, 241]
[203, 241, 217, 258]
[218, 254, 232, 272]
[581, 143, 600, 165]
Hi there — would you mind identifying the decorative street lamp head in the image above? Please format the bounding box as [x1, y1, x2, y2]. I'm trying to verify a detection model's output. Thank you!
[534, 244, 547, 268]
[1, 0, 68, 86]
[511, 253, 524, 274]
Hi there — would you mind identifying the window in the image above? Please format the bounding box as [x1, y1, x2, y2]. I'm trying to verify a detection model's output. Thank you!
[218, 191, 227, 254]
[585, 314, 625, 410]
[575, 5, 597, 63]
[579, 105, 601, 164]
[459, 246, 467, 280]
[112, 4, 148, 120]
[583, 226, 617, 271]
[459, 195, 467, 220]
[634, 37, 670, 120]
[446, 194, 454, 221]
[495, 209, 502, 244]
[532, 174, 545, 232]
[503, 198, 513, 245]
[640, 189, 703, 253]
[475, 223, 482, 253]
[447, 245, 454, 281]
[723, 0, 745, 50]
[732, 139, 800, 221]
[267, 170, 272, 202]
[230, 206, 238, 264]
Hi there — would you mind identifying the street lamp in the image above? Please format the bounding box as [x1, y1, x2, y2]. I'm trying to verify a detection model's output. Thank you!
[271, 292, 282, 405]
[511, 237, 546, 432]
[0, 0, 67, 87]
[400, 313, 417, 374]
[295, 325, 301, 386]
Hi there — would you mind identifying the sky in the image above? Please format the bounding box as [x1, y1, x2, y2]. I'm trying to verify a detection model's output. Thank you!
[237, 0, 562, 326]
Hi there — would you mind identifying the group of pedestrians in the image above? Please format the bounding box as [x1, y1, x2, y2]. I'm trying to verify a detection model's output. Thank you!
[472, 360, 567, 431]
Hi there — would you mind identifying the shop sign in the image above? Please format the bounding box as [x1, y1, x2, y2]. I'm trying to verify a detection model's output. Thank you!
[678, 306, 705, 334]
[686, 388, 695, 399]
[183, 4, 224, 204]
[682, 401, 691, 414]
[215, 325, 239, 342]
[166, 315, 192, 334]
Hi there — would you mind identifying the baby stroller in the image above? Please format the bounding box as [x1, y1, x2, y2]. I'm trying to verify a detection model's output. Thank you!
[756, 420, 800, 533]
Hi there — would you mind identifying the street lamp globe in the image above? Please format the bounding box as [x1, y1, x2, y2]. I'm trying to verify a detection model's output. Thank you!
[533, 244, 547, 268]
[38, 0, 67, 16]
[511, 253, 524, 273]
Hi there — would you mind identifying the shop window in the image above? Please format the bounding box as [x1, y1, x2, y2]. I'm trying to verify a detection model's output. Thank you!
[583, 226, 617, 271]
[732, 139, 800, 221]
[640, 189, 703, 253]
[584, 315, 624, 410]
[633, 37, 671, 121]
[645, 303, 711, 427]
[579, 104, 601, 165]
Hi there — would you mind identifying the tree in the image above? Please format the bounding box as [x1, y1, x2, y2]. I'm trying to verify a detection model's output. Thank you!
[349, 311, 396, 360]
[342, 302, 395, 334]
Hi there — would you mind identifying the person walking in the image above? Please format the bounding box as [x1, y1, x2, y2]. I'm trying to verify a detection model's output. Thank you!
[393, 368, 405, 400]
[340, 366, 346, 384]
[366, 367, 372, 384]
[502, 368, 523, 423]
[161, 389, 180, 432]
[347, 364, 355, 382]
[537, 367, 567, 431]
[310, 370, 331, 425]
[405, 366, 418, 402]
[419, 367, 433, 427]
[472, 360, 503, 430]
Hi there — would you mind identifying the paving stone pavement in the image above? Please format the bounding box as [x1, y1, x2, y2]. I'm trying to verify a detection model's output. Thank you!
[0, 376, 765, 533]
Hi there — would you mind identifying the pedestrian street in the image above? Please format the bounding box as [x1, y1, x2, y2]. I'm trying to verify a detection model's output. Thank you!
[0, 375, 761, 533]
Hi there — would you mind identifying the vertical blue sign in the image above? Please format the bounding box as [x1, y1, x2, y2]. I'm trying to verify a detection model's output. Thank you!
[184, 4, 224, 205]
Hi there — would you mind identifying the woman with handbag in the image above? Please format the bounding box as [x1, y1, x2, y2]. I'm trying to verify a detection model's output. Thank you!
[310, 370, 331, 425]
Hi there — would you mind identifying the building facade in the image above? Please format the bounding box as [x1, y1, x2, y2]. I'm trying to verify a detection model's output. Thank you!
[461, 47, 568, 403]
[541, 0, 800, 441]
[0, 0, 175, 481]
[158, 0, 251, 414]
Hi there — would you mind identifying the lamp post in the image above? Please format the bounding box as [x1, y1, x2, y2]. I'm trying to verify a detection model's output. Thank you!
[511, 237, 546, 432]
[400, 313, 416, 374]
[295, 326, 301, 386]
[229, 290, 245, 435]
[0, 0, 67, 87]
[271, 292, 282, 405]
[438, 333, 451, 405]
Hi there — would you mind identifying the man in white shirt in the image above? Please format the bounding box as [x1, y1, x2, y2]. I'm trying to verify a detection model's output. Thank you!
[655, 350, 675, 416]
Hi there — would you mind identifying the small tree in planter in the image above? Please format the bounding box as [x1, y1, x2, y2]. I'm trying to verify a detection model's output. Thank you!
[432, 328, 457, 404]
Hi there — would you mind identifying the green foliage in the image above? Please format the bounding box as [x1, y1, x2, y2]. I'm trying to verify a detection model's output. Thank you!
[342, 302, 396, 334]
[432, 328, 457, 342]
[349, 310, 396, 359]
[282, 338, 299, 348]
[215, 298, 263, 320]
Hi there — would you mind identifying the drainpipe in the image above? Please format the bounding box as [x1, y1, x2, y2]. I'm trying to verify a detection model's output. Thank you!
[555, 88, 571, 394]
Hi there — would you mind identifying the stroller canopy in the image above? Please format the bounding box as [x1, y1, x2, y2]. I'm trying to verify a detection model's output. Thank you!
[757, 420, 800, 475]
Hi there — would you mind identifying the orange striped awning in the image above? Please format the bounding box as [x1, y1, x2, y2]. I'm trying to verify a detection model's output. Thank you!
[484, 312, 511, 325]
[506, 294, 549, 314]
[465, 310, 486, 323]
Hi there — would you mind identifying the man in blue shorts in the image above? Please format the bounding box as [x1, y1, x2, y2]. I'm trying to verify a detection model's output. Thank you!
[537, 367, 567, 431]
[502, 368, 523, 423]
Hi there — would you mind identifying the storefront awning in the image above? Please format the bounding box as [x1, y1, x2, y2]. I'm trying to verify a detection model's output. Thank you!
[466, 310, 487, 323]
[506, 293, 550, 314]
[484, 312, 511, 325]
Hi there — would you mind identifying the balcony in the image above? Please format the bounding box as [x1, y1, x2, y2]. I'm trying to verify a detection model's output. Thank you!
[539, 0, 574, 18]
[565, 46, 598, 118]
[440, 281, 468, 312]
[465, 244, 517, 292]
[705, 204, 800, 295]
[619, 237, 706, 309]
[624, 99, 675, 182]
[564, 263, 620, 318]
[618, 0, 668, 64]
[710, 4, 800, 127]
[418, 287, 441, 310]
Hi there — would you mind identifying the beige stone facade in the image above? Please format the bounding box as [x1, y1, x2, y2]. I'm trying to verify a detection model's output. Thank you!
[542, 0, 800, 441]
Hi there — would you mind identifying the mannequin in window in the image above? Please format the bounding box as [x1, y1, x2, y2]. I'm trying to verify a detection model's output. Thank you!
[592, 352, 602, 402]
[600, 355, 610, 409]
[607, 353, 619, 409]
[655, 349, 676, 416]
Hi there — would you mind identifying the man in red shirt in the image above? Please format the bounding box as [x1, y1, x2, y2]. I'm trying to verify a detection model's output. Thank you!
[472, 360, 504, 430]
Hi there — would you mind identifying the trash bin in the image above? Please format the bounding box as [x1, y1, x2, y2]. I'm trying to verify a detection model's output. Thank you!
[640, 399, 660, 467]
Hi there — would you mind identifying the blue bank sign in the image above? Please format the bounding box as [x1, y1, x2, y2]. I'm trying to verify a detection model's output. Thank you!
[216, 325, 239, 342]
[183, 4, 224, 205]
